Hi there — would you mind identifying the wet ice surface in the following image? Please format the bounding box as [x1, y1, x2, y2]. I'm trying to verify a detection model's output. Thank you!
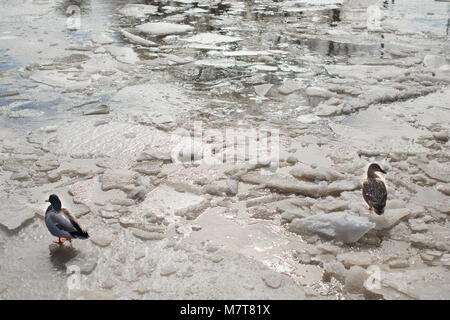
[0, 0, 449, 300]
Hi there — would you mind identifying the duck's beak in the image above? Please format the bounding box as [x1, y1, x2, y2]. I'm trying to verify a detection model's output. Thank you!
[45, 199, 49, 202]
[379, 169, 386, 174]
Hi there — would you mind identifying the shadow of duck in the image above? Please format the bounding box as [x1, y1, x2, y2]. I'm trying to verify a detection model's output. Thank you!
[49, 244, 80, 271]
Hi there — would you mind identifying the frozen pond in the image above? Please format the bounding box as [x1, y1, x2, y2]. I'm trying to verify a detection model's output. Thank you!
[0, 0, 449, 300]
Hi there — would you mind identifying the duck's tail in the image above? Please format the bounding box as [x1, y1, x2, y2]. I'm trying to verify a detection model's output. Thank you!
[70, 230, 89, 240]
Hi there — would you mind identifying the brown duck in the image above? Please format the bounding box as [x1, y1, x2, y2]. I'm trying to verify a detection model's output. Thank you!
[362, 163, 387, 215]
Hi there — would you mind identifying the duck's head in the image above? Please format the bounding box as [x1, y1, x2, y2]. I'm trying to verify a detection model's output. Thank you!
[46, 194, 62, 211]
[367, 163, 386, 177]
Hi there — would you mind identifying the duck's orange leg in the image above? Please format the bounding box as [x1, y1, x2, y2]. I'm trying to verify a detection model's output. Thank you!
[53, 237, 66, 245]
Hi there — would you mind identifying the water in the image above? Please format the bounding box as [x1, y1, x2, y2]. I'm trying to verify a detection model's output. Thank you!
[0, 0, 449, 300]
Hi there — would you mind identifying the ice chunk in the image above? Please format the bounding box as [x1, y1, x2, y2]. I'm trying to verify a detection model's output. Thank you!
[90, 233, 112, 247]
[223, 50, 273, 57]
[83, 105, 110, 116]
[104, 46, 139, 64]
[120, 30, 157, 47]
[290, 165, 344, 182]
[372, 208, 410, 230]
[91, 33, 114, 45]
[0, 200, 35, 232]
[184, 33, 242, 44]
[322, 260, 347, 283]
[364, 267, 450, 299]
[344, 266, 369, 294]
[137, 22, 194, 36]
[100, 169, 139, 192]
[261, 272, 283, 289]
[160, 265, 177, 276]
[305, 87, 336, 99]
[337, 252, 373, 268]
[132, 229, 165, 241]
[117, 4, 158, 18]
[288, 212, 375, 243]
[239, 173, 327, 198]
[254, 84, 273, 97]
[278, 81, 304, 95]
[423, 55, 448, 70]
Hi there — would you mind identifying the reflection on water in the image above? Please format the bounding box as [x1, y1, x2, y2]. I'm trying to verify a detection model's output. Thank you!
[295, 38, 380, 57]
[49, 244, 79, 271]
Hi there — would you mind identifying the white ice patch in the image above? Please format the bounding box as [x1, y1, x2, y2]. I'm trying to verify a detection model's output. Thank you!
[289, 212, 375, 244]
[184, 33, 242, 44]
[117, 4, 158, 19]
[136, 22, 194, 36]
[104, 46, 139, 64]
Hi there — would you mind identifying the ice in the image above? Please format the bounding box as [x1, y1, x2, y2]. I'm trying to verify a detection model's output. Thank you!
[278, 81, 304, 95]
[322, 260, 347, 283]
[223, 50, 273, 57]
[337, 252, 373, 268]
[388, 259, 409, 269]
[133, 161, 162, 176]
[184, 33, 242, 44]
[0, 200, 35, 232]
[251, 65, 278, 72]
[159, 265, 178, 276]
[239, 173, 327, 197]
[137, 148, 172, 162]
[136, 22, 194, 36]
[372, 208, 411, 230]
[117, 4, 158, 19]
[8, 109, 44, 118]
[314, 199, 349, 213]
[305, 87, 337, 99]
[1, 0, 450, 301]
[344, 266, 369, 295]
[364, 267, 450, 300]
[193, 59, 247, 69]
[90, 233, 112, 248]
[254, 84, 273, 97]
[436, 184, 450, 196]
[83, 105, 110, 116]
[290, 165, 343, 182]
[100, 170, 140, 192]
[132, 229, 165, 241]
[420, 161, 450, 183]
[10, 172, 31, 181]
[261, 272, 283, 289]
[104, 46, 139, 64]
[423, 55, 448, 70]
[91, 33, 114, 45]
[30, 70, 91, 89]
[120, 30, 158, 47]
[288, 212, 376, 244]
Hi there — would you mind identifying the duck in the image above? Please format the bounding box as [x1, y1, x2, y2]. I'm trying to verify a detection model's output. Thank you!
[45, 194, 89, 245]
[362, 163, 387, 215]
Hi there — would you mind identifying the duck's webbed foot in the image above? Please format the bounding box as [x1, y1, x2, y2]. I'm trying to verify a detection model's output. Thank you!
[53, 237, 67, 245]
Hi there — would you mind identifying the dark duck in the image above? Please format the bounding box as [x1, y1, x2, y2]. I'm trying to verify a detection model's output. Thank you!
[45, 194, 89, 245]
[362, 163, 387, 215]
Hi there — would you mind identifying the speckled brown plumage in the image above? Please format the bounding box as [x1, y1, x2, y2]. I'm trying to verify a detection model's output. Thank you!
[362, 163, 387, 215]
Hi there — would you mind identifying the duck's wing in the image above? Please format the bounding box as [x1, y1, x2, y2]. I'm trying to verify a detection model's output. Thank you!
[48, 209, 78, 233]
[362, 179, 373, 205]
[60, 208, 86, 235]
[363, 178, 387, 208]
